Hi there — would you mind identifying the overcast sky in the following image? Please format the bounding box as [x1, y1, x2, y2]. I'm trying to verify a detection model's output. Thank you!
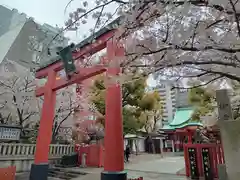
[1, 0, 118, 42]
[2, 0, 70, 27]
[1, 0, 96, 42]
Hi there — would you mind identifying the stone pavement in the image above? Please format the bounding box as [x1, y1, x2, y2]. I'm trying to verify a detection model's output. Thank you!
[125, 156, 185, 174]
[70, 154, 187, 180]
[15, 172, 61, 180]
[72, 171, 189, 180]
[15, 154, 187, 180]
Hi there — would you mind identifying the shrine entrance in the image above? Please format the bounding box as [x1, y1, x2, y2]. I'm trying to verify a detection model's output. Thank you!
[30, 27, 126, 180]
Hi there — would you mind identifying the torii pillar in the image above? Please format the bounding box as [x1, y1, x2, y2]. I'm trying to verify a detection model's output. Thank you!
[30, 66, 106, 180]
[30, 70, 57, 180]
[29, 37, 126, 180]
[101, 40, 126, 180]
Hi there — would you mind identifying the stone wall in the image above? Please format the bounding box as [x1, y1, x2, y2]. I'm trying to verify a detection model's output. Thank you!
[0, 143, 74, 172]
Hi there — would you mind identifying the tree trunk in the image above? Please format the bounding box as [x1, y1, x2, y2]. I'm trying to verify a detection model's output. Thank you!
[51, 122, 58, 144]
[13, 95, 25, 139]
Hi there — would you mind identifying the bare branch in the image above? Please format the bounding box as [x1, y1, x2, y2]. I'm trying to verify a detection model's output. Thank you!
[172, 75, 223, 89]
[229, 0, 240, 37]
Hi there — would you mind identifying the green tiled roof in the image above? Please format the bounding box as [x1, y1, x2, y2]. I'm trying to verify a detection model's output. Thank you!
[169, 107, 194, 126]
[37, 16, 123, 71]
[174, 122, 203, 129]
[161, 107, 203, 131]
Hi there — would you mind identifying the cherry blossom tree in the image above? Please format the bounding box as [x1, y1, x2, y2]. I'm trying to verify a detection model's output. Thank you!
[0, 60, 39, 138]
[26, 87, 79, 144]
[61, 0, 240, 87]
[51, 87, 77, 143]
[0, 60, 78, 143]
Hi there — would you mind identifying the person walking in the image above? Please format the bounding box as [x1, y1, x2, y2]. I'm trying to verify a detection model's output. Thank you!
[125, 145, 131, 162]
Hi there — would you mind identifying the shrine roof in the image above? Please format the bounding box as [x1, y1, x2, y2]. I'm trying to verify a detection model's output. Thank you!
[37, 16, 123, 71]
[169, 107, 194, 126]
[161, 107, 203, 131]
[162, 122, 203, 131]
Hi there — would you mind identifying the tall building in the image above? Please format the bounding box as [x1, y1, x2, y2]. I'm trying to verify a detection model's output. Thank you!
[0, 5, 72, 141]
[156, 80, 190, 124]
[156, 81, 176, 124]
[0, 5, 68, 69]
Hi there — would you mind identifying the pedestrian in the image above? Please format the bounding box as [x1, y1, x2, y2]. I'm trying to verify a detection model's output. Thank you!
[125, 145, 130, 162]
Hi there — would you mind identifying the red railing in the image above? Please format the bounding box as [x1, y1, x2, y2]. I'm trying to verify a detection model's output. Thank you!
[0, 166, 16, 180]
[184, 143, 225, 178]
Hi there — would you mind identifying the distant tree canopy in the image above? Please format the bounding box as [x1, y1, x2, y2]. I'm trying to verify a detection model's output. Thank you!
[188, 80, 240, 122]
[139, 91, 163, 133]
[90, 73, 162, 135]
[188, 85, 215, 121]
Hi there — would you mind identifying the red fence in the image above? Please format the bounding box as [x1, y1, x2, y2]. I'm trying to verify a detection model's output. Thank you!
[75, 144, 104, 167]
[184, 144, 225, 178]
[0, 166, 16, 180]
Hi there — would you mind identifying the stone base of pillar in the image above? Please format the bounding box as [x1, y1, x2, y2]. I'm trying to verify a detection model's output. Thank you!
[29, 163, 49, 180]
[101, 171, 127, 180]
[218, 164, 227, 180]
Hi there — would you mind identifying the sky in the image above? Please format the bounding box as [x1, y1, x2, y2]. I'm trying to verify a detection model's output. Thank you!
[1, 0, 92, 42]
[1, 0, 157, 87]
[1, 0, 70, 26]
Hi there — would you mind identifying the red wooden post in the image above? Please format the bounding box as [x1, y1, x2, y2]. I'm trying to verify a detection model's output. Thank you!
[187, 130, 192, 144]
[220, 144, 225, 163]
[183, 144, 190, 177]
[197, 145, 202, 177]
[30, 70, 57, 180]
[101, 40, 126, 180]
[211, 146, 218, 178]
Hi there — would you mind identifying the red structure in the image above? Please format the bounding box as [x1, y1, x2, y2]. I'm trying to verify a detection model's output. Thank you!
[174, 126, 197, 150]
[30, 20, 126, 180]
[0, 166, 16, 180]
[183, 143, 225, 179]
[163, 125, 201, 152]
[161, 107, 203, 152]
[75, 144, 105, 167]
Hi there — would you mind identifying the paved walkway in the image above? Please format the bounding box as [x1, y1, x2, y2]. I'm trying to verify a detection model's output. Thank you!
[70, 154, 186, 180]
[125, 156, 185, 174]
[16, 154, 186, 180]
[72, 172, 189, 180]
[15, 172, 60, 180]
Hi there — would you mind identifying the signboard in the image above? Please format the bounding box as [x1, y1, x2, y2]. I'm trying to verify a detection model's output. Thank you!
[0, 127, 21, 141]
[216, 89, 233, 121]
[188, 148, 199, 179]
[59, 44, 77, 76]
[201, 148, 213, 180]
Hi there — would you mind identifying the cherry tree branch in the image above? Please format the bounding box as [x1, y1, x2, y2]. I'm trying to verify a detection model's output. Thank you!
[229, 0, 240, 37]
[172, 75, 224, 89]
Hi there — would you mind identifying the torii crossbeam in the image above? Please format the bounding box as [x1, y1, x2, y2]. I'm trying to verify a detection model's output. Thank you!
[30, 22, 126, 180]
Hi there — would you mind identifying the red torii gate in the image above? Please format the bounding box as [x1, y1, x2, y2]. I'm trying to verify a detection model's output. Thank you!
[30, 28, 126, 180]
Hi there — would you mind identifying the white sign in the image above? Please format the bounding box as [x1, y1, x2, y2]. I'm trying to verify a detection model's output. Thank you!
[0, 127, 21, 141]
